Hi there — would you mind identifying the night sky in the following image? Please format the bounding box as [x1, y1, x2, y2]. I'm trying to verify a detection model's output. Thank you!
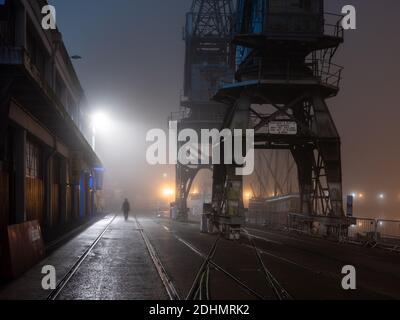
[49, 0, 400, 218]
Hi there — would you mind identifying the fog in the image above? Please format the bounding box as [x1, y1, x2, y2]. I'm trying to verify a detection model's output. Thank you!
[51, 0, 400, 219]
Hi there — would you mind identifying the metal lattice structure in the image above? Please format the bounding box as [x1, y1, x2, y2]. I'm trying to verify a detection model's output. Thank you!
[209, 0, 353, 238]
[172, 0, 235, 221]
[250, 150, 297, 199]
[190, 0, 234, 37]
[173, 0, 353, 238]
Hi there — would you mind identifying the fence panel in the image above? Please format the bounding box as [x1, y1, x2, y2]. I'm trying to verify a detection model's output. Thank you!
[377, 220, 400, 244]
[347, 218, 376, 241]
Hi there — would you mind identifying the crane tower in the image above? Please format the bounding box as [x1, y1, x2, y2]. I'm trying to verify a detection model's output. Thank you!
[210, 0, 353, 238]
[172, 0, 235, 221]
[174, 0, 352, 239]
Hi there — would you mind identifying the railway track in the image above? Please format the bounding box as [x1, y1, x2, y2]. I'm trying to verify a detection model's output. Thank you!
[143, 222, 396, 301]
[42, 215, 396, 301]
[47, 214, 181, 301]
[156, 220, 291, 300]
[133, 216, 180, 300]
[242, 228, 292, 300]
[45, 215, 291, 301]
[47, 214, 117, 300]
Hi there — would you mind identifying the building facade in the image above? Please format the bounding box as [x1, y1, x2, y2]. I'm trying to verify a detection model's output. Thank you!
[0, 0, 103, 245]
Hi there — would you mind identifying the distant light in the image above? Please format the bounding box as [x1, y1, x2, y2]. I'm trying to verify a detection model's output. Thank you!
[163, 173, 168, 179]
[91, 111, 111, 131]
[349, 192, 365, 200]
[378, 193, 385, 200]
[163, 188, 174, 197]
[379, 221, 384, 226]
[90, 111, 112, 151]
[245, 192, 252, 199]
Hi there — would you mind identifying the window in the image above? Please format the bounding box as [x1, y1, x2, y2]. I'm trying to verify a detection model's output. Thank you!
[26, 18, 48, 78]
[26, 139, 42, 179]
[65, 92, 77, 121]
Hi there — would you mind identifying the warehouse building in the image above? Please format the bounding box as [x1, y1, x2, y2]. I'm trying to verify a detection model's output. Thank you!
[0, 0, 103, 253]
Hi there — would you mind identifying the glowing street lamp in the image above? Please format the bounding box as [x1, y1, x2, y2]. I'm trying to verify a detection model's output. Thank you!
[162, 187, 175, 198]
[91, 111, 111, 151]
[163, 188, 173, 196]
[351, 192, 365, 200]
[378, 193, 385, 200]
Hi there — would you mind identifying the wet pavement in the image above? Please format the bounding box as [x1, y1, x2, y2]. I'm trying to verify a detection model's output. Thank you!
[0, 215, 116, 300]
[57, 216, 167, 300]
[144, 218, 400, 300]
[0, 214, 167, 300]
[1, 213, 399, 300]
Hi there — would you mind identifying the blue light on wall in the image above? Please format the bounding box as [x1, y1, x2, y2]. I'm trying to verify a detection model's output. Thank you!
[79, 173, 85, 218]
[89, 175, 94, 190]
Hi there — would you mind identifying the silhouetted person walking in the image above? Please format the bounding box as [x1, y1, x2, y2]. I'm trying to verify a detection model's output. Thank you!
[122, 198, 130, 221]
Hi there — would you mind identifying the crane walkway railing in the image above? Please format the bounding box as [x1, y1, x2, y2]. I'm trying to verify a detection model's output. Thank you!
[247, 212, 400, 253]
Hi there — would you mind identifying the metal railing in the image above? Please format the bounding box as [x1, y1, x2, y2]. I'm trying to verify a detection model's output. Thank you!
[234, 11, 344, 39]
[346, 218, 400, 244]
[376, 219, 400, 245]
[324, 12, 345, 39]
[226, 56, 343, 90]
[287, 214, 400, 251]
[311, 58, 344, 88]
[287, 213, 314, 235]
[249, 211, 400, 252]
[169, 106, 226, 126]
[169, 108, 191, 123]
[247, 212, 288, 231]
[347, 218, 377, 242]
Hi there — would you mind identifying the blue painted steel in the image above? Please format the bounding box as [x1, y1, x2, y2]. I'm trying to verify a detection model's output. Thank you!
[236, 0, 264, 34]
[234, 0, 324, 66]
[235, 0, 265, 66]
